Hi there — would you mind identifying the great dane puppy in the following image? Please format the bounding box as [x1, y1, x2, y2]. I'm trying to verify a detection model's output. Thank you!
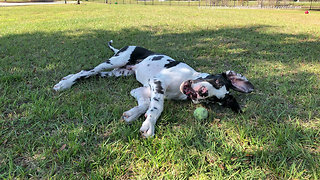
[54, 40, 254, 137]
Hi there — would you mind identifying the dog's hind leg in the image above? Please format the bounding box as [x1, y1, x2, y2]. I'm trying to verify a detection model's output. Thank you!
[122, 87, 151, 123]
[99, 68, 134, 78]
[53, 45, 141, 91]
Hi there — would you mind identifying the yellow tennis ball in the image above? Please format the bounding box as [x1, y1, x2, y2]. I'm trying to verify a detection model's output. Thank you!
[193, 107, 208, 120]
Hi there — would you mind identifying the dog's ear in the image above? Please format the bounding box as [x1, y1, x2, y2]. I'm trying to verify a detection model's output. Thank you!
[222, 94, 243, 113]
[224, 71, 254, 93]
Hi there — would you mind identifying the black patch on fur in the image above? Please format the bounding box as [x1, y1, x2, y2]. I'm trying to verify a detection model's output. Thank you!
[154, 80, 164, 94]
[204, 74, 231, 90]
[73, 75, 87, 83]
[114, 46, 129, 56]
[198, 87, 208, 97]
[153, 97, 159, 101]
[127, 47, 155, 65]
[106, 59, 112, 64]
[151, 56, 164, 61]
[164, 60, 181, 68]
[153, 107, 158, 110]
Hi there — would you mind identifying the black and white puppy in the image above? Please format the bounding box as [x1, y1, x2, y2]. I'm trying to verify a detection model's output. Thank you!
[54, 40, 254, 137]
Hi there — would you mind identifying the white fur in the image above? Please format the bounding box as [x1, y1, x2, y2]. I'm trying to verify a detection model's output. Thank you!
[212, 85, 228, 99]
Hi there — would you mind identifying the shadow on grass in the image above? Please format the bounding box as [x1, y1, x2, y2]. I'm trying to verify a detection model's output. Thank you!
[0, 25, 319, 178]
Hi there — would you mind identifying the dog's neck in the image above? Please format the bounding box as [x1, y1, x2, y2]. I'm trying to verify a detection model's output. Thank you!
[193, 72, 210, 79]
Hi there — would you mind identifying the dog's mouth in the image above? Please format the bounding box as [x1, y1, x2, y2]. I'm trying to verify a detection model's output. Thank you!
[180, 80, 197, 100]
[180, 80, 209, 103]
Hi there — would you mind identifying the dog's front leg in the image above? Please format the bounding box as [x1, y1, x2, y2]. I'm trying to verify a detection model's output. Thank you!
[140, 78, 166, 138]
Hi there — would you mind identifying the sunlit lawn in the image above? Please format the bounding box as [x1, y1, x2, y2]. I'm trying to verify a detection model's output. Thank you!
[0, 3, 319, 179]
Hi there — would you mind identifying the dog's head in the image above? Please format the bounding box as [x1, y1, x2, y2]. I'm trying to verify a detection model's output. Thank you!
[180, 70, 254, 112]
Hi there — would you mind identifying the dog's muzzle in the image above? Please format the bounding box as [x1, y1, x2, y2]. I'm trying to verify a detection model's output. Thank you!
[180, 80, 197, 100]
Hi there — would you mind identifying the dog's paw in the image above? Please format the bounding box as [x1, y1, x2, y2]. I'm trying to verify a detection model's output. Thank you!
[140, 120, 155, 138]
[122, 111, 138, 123]
[53, 78, 75, 91]
[122, 107, 142, 123]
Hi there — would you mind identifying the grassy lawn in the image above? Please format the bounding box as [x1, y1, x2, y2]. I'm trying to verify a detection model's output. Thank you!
[89, 0, 320, 9]
[1, 3, 320, 179]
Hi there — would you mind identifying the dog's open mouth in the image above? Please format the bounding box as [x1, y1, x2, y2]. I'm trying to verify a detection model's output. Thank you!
[180, 80, 197, 100]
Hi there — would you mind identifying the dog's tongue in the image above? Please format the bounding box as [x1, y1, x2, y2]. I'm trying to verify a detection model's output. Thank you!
[184, 86, 197, 99]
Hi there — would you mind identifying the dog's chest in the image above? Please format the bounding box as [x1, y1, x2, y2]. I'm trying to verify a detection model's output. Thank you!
[134, 56, 200, 100]
[134, 57, 168, 86]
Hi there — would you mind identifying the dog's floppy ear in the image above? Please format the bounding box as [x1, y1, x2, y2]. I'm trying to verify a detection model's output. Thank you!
[224, 70, 254, 93]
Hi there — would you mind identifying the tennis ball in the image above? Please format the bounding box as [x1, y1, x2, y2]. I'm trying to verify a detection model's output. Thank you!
[193, 107, 208, 120]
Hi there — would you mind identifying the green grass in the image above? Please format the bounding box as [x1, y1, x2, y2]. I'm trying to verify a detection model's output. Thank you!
[91, 0, 320, 9]
[1, 3, 320, 179]
[2, 0, 320, 9]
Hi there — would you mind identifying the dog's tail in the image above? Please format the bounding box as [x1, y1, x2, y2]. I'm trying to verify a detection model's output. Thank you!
[108, 40, 119, 54]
